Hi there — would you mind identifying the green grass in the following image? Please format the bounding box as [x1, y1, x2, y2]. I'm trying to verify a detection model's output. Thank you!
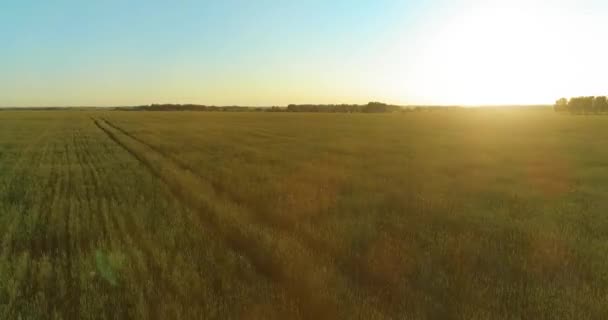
[1, 109, 607, 319]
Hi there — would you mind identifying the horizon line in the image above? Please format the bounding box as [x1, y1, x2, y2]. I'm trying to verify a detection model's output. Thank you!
[0, 103, 553, 109]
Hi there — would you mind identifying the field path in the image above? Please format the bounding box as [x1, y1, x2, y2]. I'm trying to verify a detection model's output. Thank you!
[92, 117, 388, 319]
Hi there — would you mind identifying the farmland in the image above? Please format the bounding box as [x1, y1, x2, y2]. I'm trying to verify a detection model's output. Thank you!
[1, 109, 608, 319]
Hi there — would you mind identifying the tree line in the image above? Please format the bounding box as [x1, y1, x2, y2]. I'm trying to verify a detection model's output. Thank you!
[554, 96, 608, 113]
[286, 102, 401, 113]
[116, 102, 404, 113]
[116, 104, 268, 112]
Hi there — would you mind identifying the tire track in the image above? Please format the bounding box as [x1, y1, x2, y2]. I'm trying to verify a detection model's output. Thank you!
[90, 119, 289, 318]
[80, 120, 166, 318]
[62, 122, 143, 318]
[65, 127, 102, 319]
[74, 128, 118, 247]
[99, 118, 253, 206]
[91, 119, 201, 320]
[93, 117, 354, 319]
[72, 129, 96, 249]
[30, 138, 58, 257]
[98, 117, 392, 319]
[47, 131, 79, 320]
[98, 118, 330, 256]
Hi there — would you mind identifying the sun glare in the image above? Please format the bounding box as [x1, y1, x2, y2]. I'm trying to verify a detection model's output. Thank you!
[401, 2, 608, 105]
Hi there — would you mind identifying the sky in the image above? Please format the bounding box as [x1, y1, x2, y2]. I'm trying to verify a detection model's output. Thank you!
[1, 0, 607, 107]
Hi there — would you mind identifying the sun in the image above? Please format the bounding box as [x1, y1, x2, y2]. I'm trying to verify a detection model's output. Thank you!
[396, 2, 608, 105]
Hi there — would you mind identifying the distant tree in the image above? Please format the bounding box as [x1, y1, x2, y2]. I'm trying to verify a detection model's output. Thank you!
[568, 96, 594, 114]
[593, 96, 608, 113]
[583, 96, 595, 114]
[554, 98, 568, 112]
[555, 96, 608, 115]
[568, 98, 580, 114]
[362, 102, 400, 113]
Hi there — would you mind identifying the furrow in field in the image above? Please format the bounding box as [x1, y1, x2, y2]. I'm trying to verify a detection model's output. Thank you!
[33, 141, 59, 257]
[22, 136, 62, 316]
[0, 129, 55, 318]
[85, 142, 111, 243]
[0, 133, 49, 261]
[80, 124, 156, 255]
[133, 118, 421, 317]
[99, 117, 251, 208]
[72, 129, 96, 250]
[73, 123, 159, 318]
[98, 118, 398, 317]
[80, 131, 135, 250]
[98, 118, 253, 209]
[88, 120, 201, 318]
[98, 118, 330, 258]
[92, 117, 386, 319]
[91, 119, 294, 318]
[39, 134, 75, 318]
[66, 127, 102, 318]
[74, 127, 127, 251]
[98, 117, 337, 279]
[95, 118, 228, 282]
[10, 143, 51, 256]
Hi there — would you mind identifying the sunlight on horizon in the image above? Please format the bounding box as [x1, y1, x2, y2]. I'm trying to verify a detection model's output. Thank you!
[387, 0, 608, 106]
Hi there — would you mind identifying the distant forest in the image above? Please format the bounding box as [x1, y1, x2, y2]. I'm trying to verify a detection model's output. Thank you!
[118, 102, 405, 113]
[115, 102, 483, 113]
[554, 96, 608, 114]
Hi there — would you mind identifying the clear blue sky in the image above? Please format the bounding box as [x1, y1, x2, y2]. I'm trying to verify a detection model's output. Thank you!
[1, 0, 607, 106]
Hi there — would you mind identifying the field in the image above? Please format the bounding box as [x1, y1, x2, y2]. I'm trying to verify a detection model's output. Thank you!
[1, 109, 607, 319]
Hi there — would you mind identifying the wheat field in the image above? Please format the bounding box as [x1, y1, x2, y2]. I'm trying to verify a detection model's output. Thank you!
[0, 109, 606, 319]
